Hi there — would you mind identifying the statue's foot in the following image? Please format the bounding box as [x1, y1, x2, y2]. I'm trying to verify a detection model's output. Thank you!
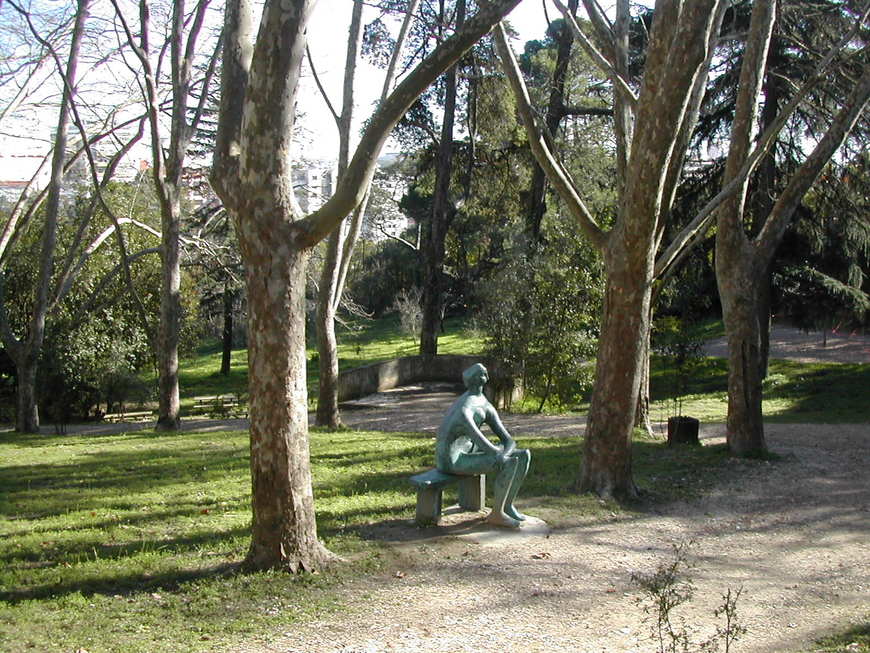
[505, 505, 527, 521]
[486, 511, 521, 529]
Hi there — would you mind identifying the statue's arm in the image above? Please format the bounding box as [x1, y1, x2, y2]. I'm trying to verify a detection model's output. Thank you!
[484, 404, 516, 455]
[460, 406, 502, 457]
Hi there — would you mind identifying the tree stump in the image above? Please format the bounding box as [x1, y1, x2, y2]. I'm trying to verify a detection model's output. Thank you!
[667, 416, 700, 446]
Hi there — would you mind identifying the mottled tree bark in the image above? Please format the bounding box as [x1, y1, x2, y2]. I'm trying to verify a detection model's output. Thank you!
[500, 1, 726, 498]
[579, 245, 652, 497]
[717, 256, 767, 455]
[212, 0, 524, 571]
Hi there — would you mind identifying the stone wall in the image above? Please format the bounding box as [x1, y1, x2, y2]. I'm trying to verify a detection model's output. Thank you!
[336, 355, 522, 407]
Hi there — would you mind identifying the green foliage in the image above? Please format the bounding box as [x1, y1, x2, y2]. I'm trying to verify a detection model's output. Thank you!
[0, 180, 168, 420]
[347, 236, 422, 317]
[810, 621, 870, 653]
[649, 352, 870, 425]
[631, 542, 746, 653]
[478, 230, 603, 412]
[652, 317, 706, 418]
[0, 423, 744, 651]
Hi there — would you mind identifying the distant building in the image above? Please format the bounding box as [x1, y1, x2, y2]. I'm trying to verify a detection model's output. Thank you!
[0, 154, 50, 202]
[291, 162, 334, 213]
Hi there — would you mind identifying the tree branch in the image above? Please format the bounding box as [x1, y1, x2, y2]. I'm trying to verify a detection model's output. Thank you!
[493, 21, 606, 250]
[756, 65, 870, 261]
[306, 45, 340, 128]
[552, 0, 637, 110]
[299, 0, 525, 246]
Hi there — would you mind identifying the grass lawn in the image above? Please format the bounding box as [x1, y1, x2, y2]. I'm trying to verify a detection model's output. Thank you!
[174, 314, 869, 424]
[0, 426, 735, 652]
[649, 357, 870, 424]
[176, 315, 483, 410]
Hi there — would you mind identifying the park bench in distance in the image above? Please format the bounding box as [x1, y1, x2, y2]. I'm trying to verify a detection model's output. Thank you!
[191, 394, 248, 419]
[103, 410, 154, 423]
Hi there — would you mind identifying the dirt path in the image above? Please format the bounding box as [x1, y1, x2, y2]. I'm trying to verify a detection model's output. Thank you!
[230, 327, 868, 653]
[15, 327, 867, 651]
[239, 422, 868, 653]
[702, 324, 870, 365]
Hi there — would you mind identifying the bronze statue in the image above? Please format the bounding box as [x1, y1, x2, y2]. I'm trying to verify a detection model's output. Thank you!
[436, 363, 530, 528]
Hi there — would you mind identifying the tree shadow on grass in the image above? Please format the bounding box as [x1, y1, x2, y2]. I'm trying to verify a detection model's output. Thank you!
[0, 529, 249, 603]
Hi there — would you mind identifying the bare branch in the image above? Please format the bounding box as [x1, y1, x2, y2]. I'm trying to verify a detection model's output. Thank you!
[381, 0, 421, 98]
[493, 21, 606, 250]
[306, 44, 341, 128]
[552, 0, 637, 109]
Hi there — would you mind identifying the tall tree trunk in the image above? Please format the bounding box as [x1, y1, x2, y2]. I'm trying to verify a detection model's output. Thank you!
[243, 241, 332, 571]
[634, 318, 654, 435]
[212, 0, 524, 572]
[15, 355, 39, 433]
[717, 245, 767, 454]
[751, 41, 784, 378]
[315, 0, 363, 429]
[155, 184, 182, 430]
[420, 0, 465, 358]
[220, 282, 234, 376]
[4, 0, 90, 433]
[315, 290, 341, 427]
[579, 239, 651, 499]
[714, 0, 776, 455]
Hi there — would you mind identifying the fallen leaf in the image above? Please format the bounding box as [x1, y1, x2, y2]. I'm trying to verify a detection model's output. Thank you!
[531, 552, 551, 559]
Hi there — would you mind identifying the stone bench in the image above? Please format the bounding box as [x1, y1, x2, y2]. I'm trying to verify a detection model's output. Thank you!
[409, 469, 485, 526]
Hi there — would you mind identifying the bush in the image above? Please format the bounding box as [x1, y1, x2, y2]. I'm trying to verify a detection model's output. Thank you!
[477, 233, 603, 411]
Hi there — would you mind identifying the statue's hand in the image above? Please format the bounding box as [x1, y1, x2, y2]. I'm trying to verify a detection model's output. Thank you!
[496, 445, 512, 465]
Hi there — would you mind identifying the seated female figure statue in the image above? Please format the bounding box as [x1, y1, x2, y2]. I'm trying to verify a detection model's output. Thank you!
[436, 363, 531, 528]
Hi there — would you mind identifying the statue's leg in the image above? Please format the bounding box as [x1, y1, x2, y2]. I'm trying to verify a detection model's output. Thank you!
[487, 456, 521, 528]
[503, 449, 530, 521]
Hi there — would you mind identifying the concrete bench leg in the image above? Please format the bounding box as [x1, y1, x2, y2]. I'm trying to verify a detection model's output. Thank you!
[458, 474, 485, 512]
[415, 486, 442, 526]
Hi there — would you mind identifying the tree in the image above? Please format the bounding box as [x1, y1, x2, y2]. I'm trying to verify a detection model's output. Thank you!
[314, 0, 419, 428]
[0, 0, 90, 433]
[419, 0, 466, 358]
[714, 0, 870, 455]
[496, 0, 732, 497]
[210, 0, 523, 571]
[110, 0, 221, 431]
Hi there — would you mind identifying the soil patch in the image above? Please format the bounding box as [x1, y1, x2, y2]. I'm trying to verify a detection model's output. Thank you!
[240, 422, 869, 653]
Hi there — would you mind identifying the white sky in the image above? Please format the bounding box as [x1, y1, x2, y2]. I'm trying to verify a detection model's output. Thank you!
[298, 0, 558, 160]
[0, 0, 562, 178]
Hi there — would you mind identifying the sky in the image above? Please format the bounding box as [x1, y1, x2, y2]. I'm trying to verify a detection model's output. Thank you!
[297, 0, 559, 161]
[0, 0, 564, 179]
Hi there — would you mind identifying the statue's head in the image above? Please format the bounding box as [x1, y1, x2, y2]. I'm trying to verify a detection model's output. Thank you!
[462, 363, 488, 389]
